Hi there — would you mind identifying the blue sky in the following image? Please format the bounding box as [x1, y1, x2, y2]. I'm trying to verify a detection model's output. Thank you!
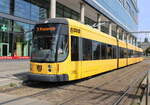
[138, 0, 150, 31]
[137, 0, 150, 41]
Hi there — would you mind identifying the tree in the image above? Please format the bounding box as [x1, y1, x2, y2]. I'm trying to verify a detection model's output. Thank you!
[145, 46, 150, 56]
[144, 37, 149, 43]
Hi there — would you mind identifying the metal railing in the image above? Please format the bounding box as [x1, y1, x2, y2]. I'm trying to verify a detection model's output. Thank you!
[146, 70, 149, 105]
[112, 72, 147, 105]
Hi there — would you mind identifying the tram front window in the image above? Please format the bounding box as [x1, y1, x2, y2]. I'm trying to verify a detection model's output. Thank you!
[31, 24, 68, 62]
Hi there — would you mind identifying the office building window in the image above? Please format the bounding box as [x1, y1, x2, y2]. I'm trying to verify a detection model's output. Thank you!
[56, 3, 80, 21]
[0, 0, 10, 13]
[14, 0, 48, 21]
[85, 17, 95, 26]
[13, 21, 33, 56]
[56, 3, 64, 17]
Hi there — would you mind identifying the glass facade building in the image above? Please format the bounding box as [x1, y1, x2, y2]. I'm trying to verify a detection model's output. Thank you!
[0, 0, 45, 57]
[0, 0, 138, 57]
[0, 0, 10, 14]
[84, 0, 138, 31]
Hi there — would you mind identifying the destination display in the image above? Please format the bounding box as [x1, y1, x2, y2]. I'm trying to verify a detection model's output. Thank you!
[34, 24, 60, 37]
[36, 27, 56, 31]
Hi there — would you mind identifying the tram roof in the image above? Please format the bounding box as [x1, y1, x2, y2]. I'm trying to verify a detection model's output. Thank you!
[38, 18, 68, 25]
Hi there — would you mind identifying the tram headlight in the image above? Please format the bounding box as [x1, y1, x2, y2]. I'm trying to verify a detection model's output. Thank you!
[48, 65, 51, 72]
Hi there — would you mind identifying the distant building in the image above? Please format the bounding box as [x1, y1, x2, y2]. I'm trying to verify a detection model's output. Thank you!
[139, 38, 150, 51]
[140, 42, 150, 51]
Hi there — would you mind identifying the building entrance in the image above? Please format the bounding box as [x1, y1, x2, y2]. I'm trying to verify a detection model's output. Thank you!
[0, 43, 9, 56]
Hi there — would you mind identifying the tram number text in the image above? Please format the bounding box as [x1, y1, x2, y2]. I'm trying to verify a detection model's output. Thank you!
[70, 28, 80, 34]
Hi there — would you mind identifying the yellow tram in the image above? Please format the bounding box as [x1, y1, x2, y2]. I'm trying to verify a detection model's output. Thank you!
[28, 18, 143, 82]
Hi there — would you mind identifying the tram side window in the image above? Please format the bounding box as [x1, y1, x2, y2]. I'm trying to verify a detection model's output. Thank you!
[129, 50, 131, 57]
[92, 41, 101, 60]
[139, 52, 142, 57]
[131, 50, 133, 57]
[128, 50, 133, 58]
[112, 46, 117, 59]
[107, 45, 113, 59]
[134, 51, 137, 57]
[124, 48, 128, 58]
[120, 48, 124, 58]
[138, 51, 140, 57]
[139, 52, 141, 57]
[119, 48, 121, 58]
[136, 51, 138, 57]
[71, 36, 79, 61]
[82, 38, 92, 60]
[132, 51, 135, 57]
[101, 43, 107, 59]
[137, 52, 142, 57]
[137, 51, 139, 57]
[137, 52, 139, 57]
[141, 52, 143, 57]
[128, 50, 130, 57]
[137, 51, 140, 57]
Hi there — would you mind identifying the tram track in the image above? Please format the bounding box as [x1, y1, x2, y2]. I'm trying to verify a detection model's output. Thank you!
[100, 68, 146, 104]
[0, 62, 138, 93]
[0, 82, 71, 105]
[110, 70, 146, 105]
[57, 62, 147, 105]
[88, 67, 146, 105]
[0, 61, 148, 105]
[23, 62, 147, 105]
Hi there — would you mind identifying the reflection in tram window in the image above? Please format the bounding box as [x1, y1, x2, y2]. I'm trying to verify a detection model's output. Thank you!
[57, 35, 68, 61]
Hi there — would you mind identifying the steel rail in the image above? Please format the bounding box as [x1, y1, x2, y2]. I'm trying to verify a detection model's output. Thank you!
[112, 71, 147, 105]
[58, 62, 144, 105]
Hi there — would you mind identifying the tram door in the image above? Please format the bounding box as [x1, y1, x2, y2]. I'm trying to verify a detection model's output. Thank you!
[71, 35, 82, 79]
[0, 43, 9, 56]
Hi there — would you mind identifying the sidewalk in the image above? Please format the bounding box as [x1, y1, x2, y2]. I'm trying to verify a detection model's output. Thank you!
[0, 60, 29, 86]
[0, 60, 52, 105]
[0, 93, 50, 105]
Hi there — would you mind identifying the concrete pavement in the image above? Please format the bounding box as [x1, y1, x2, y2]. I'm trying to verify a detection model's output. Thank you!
[0, 60, 51, 105]
[0, 60, 29, 86]
[0, 93, 50, 105]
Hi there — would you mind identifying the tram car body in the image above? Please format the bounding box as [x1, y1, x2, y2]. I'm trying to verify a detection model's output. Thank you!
[28, 18, 143, 82]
